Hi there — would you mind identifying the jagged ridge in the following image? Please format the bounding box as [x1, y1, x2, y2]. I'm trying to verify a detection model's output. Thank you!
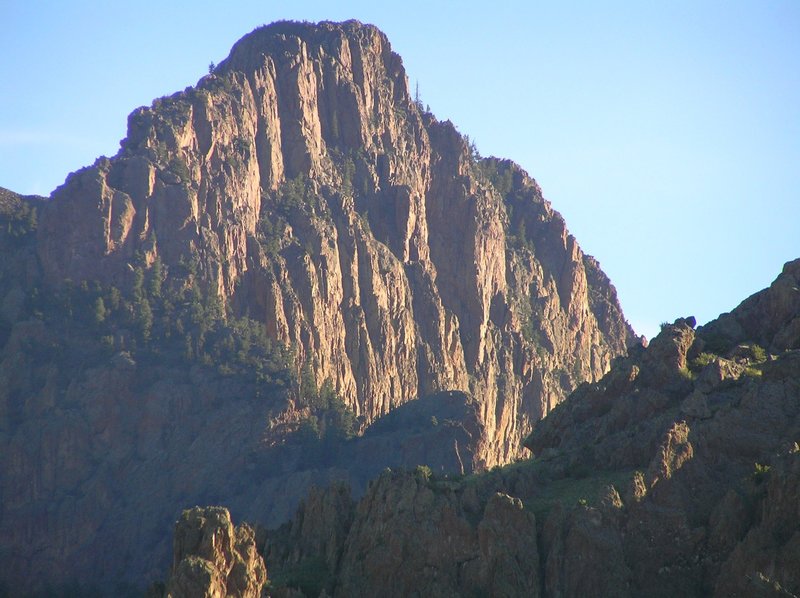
[250, 260, 800, 597]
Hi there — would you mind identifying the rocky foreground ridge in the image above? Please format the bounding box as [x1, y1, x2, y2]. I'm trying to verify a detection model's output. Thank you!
[169, 259, 800, 597]
[0, 20, 633, 594]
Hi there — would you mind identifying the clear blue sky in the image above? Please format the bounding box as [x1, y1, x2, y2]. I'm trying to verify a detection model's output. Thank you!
[2, 1, 798, 339]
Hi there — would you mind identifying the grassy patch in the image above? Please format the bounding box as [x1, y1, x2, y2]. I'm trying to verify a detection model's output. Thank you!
[524, 469, 636, 520]
[743, 365, 763, 378]
[690, 352, 717, 372]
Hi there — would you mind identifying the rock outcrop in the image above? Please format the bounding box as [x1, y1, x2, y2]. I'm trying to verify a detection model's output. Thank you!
[257, 260, 800, 596]
[163, 507, 267, 598]
[0, 21, 633, 594]
[699, 258, 800, 353]
[263, 471, 541, 598]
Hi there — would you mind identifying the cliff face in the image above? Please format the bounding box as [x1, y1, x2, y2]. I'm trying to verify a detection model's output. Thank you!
[38, 20, 632, 466]
[256, 260, 800, 597]
[0, 20, 634, 594]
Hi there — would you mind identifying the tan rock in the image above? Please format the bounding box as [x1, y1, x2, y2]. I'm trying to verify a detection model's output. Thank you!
[646, 421, 693, 488]
[166, 507, 267, 598]
[695, 356, 744, 393]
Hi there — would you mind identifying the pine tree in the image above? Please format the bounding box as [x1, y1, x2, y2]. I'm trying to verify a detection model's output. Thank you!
[414, 81, 423, 110]
[148, 257, 163, 299]
[93, 297, 107, 325]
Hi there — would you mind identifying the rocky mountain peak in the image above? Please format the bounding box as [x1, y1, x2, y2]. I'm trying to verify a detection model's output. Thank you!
[35, 19, 634, 465]
[1, 20, 635, 593]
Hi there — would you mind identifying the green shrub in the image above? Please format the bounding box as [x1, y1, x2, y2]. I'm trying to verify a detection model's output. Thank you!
[415, 464, 433, 482]
[749, 344, 767, 363]
[690, 352, 716, 371]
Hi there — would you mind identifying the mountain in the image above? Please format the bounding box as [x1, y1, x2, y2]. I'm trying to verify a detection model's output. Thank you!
[163, 259, 799, 597]
[36, 19, 634, 461]
[0, 20, 634, 594]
